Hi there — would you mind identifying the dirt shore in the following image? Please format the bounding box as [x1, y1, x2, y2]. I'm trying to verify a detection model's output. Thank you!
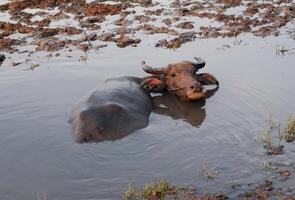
[0, 0, 294, 55]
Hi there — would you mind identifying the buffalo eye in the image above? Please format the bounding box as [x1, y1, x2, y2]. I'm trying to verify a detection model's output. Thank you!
[171, 73, 176, 77]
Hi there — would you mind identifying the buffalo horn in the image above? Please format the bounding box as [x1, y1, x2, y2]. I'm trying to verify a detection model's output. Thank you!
[141, 61, 167, 75]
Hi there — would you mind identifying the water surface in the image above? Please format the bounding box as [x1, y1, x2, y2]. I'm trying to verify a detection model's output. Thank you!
[0, 31, 295, 199]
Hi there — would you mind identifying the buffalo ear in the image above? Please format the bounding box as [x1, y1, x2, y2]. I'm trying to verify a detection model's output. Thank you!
[140, 77, 167, 93]
[197, 73, 219, 85]
[193, 57, 206, 71]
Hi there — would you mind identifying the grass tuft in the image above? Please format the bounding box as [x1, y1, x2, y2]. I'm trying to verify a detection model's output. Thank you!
[122, 180, 178, 200]
[199, 164, 219, 182]
[142, 180, 171, 199]
[284, 116, 295, 142]
[122, 182, 140, 200]
[257, 116, 285, 155]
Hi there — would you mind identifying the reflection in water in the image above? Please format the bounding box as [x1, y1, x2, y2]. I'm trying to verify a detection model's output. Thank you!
[152, 86, 219, 127]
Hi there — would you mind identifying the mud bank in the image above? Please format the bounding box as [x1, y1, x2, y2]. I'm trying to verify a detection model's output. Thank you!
[122, 179, 294, 200]
[0, 0, 294, 56]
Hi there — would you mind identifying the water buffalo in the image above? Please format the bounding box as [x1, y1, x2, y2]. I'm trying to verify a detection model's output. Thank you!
[141, 58, 219, 101]
[69, 77, 152, 143]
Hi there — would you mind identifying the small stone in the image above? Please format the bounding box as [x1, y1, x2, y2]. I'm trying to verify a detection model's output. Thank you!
[77, 43, 90, 52]
[265, 144, 284, 155]
[134, 15, 152, 23]
[96, 44, 108, 49]
[284, 134, 295, 143]
[115, 35, 141, 48]
[279, 170, 291, 180]
[98, 33, 115, 42]
[30, 63, 40, 70]
[83, 33, 98, 41]
[0, 54, 6, 66]
[176, 22, 194, 29]
[162, 18, 172, 25]
[11, 61, 21, 66]
[264, 179, 272, 187]
[135, 0, 152, 6]
[113, 18, 131, 26]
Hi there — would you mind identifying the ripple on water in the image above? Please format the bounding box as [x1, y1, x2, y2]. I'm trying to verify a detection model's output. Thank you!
[0, 33, 295, 199]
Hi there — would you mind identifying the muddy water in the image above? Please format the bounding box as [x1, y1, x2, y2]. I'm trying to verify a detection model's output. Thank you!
[1, 32, 295, 199]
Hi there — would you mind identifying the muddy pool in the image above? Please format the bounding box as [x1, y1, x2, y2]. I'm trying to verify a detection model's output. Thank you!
[1, 25, 295, 200]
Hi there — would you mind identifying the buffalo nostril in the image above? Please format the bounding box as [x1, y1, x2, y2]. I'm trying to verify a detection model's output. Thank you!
[195, 86, 204, 92]
[190, 85, 195, 89]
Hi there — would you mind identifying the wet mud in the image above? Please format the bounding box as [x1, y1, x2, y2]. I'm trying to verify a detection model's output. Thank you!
[0, 0, 294, 56]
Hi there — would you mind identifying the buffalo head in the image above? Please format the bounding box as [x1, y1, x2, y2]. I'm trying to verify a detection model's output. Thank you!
[141, 58, 218, 101]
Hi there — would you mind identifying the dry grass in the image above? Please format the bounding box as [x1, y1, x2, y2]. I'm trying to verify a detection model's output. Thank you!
[122, 180, 228, 200]
[122, 180, 177, 200]
[284, 116, 295, 142]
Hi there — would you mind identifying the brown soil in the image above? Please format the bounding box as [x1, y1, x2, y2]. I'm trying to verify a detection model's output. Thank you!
[238, 180, 293, 200]
[264, 144, 284, 155]
[141, 24, 178, 35]
[179, 1, 295, 39]
[144, 8, 164, 16]
[155, 32, 196, 49]
[253, 26, 279, 37]
[115, 35, 141, 48]
[6, 0, 85, 12]
[0, 3, 9, 11]
[285, 134, 295, 143]
[34, 38, 66, 52]
[134, 15, 154, 23]
[162, 18, 172, 26]
[61, 27, 83, 35]
[0, 0, 294, 56]
[113, 18, 131, 26]
[83, 3, 121, 16]
[82, 33, 98, 42]
[0, 22, 35, 35]
[176, 22, 194, 29]
[31, 18, 51, 27]
[133, 0, 152, 6]
[0, 38, 22, 52]
[278, 170, 291, 181]
[98, 33, 115, 42]
[179, 192, 228, 200]
[33, 27, 82, 39]
[216, 0, 241, 7]
[124, 178, 294, 200]
[35, 28, 59, 38]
